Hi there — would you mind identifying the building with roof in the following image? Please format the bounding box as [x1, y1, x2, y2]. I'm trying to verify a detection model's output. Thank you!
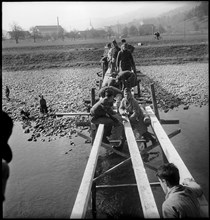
[35, 25, 64, 37]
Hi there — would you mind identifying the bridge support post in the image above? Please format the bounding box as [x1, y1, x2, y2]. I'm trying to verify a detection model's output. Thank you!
[91, 182, 97, 219]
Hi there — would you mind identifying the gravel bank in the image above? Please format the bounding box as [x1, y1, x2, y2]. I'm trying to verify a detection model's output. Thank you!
[2, 63, 208, 141]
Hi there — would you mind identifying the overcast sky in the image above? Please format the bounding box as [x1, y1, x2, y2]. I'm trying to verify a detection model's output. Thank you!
[2, 1, 190, 31]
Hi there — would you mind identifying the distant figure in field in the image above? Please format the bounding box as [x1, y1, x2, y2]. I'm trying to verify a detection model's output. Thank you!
[5, 86, 10, 101]
[156, 163, 203, 218]
[154, 31, 160, 40]
[39, 95, 48, 114]
[2, 111, 13, 203]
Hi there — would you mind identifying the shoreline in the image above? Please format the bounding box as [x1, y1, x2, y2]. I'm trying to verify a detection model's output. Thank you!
[2, 63, 208, 142]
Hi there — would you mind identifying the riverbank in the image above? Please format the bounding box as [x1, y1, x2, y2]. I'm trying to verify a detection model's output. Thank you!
[2, 63, 208, 142]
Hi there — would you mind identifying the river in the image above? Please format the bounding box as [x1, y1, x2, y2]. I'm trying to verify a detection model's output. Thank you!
[3, 104, 209, 218]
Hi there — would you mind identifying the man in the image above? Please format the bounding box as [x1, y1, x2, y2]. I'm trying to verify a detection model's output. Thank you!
[117, 87, 156, 150]
[39, 95, 48, 114]
[156, 163, 203, 218]
[2, 111, 13, 203]
[154, 31, 160, 40]
[116, 70, 137, 90]
[121, 39, 135, 53]
[109, 40, 120, 72]
[90, 89, 124, 144]
[116, 43, 136, 74]
[5, 86, 10, 101]
[100, 43, 112, 78]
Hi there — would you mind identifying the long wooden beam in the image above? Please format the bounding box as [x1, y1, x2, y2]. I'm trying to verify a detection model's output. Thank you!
[123, 118, 160, 218]
[145, 106, 209, 217]
[70, 124, 104, 219]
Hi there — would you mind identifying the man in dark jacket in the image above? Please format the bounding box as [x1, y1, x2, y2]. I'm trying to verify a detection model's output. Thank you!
[90, 89, 124, 144]
[116, 70, 137, 90]
[116, 43, 136, 74]
[2, 111, 13, 203]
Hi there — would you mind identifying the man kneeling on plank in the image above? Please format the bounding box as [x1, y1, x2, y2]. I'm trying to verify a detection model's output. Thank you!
[156, 163, 203, 218]
[90, 88, 125, 145]
[115, 70, 137, 91]
[117, 87, 156, 150]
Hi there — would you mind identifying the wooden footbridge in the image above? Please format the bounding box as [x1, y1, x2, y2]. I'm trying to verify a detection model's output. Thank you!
[57, 68, 208, 218]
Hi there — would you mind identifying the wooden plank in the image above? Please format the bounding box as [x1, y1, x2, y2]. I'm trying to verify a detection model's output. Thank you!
[56, 112, 90, 116]
[70, 124, 104, 219]
[123, 118, 160, 218]
[145, 106, 209, 217]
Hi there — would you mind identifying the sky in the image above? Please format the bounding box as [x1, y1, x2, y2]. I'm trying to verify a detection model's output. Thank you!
[2, 1, 191, 32]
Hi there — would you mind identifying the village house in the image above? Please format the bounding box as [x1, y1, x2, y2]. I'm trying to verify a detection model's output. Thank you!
[35, 25, 64, 37]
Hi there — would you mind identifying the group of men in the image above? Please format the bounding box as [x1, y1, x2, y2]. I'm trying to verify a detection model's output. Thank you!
[2, 38, 205, 218]
[89, 39, 205, 218]
[94, 39, 152, 150]
[100, 38, 136, 78]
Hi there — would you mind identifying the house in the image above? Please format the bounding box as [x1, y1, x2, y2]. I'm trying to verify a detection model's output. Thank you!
[35, 25, 64, 37]
[2, 30, 11, 39]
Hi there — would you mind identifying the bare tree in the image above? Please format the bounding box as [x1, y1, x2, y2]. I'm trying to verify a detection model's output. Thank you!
[10, 22, 23, 44]
[30, 26, 40, 43]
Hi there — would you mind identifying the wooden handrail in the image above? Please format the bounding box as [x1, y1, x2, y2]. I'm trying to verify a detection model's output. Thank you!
[70, 124, 104, 219]
[145, 106, 209, 217]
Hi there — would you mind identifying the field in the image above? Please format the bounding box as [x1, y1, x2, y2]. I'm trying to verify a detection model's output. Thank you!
[2, 33, 208, 71]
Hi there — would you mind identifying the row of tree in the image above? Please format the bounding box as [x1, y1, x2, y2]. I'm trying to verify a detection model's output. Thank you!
[3, 22, 162, 43]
